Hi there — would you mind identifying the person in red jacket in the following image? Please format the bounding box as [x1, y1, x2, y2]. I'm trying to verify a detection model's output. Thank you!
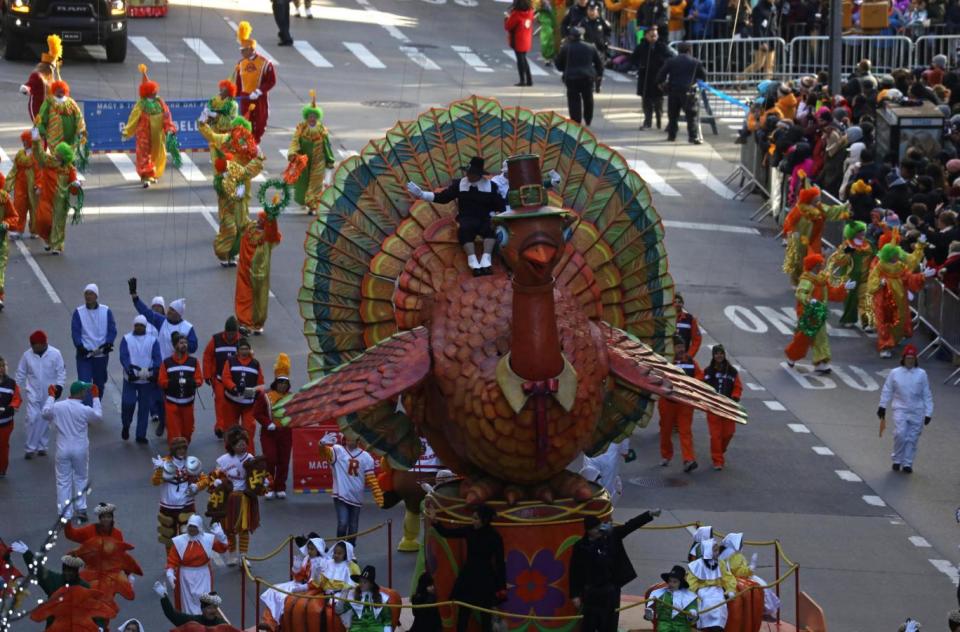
[202, 316, 241, 439]
[158, 333, 204, 447]
[702, 344, 743, 471]
[935, 241, 960, 293]
[505, 0, 535, 87]
[221, 338, 264, 450]
[658, 336, 702, 473]
[20, 36, 60, 122]
[254, 353, 292, 499]
[0, 355, 22, 477]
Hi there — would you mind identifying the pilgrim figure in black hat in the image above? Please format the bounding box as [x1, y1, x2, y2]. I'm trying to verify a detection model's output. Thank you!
[569, 508, 661, 632]
[645, 565, 698, 631]
[423, 503, 506, 632]
[406, 156, 506, 276]
[336, 565, 393, 632]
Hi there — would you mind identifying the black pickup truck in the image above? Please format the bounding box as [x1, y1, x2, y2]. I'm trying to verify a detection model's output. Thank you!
[2, 0, 127, 62]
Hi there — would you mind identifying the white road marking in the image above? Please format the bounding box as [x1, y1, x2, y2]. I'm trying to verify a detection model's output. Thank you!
[344, 42, 386, 69]
[501, 49, 548, 76]
[201, 209, 219, 231]
[452, 45, 493, 72]
[835, 470, 862, 482]
[336, 148, 359, 159]
[929, 559, 960, 585]
[106, 153, 141, 182]
[183, 37, 223, 64]
[402, 45, 442, 70]
[224, 19, 278, 64]
[787, 423, 809, 433]
[279, 149, 288, 159]
[355, 0, 409, 41]
[909, 536, 932, 547]
[746, 382, 765, 391]
[253, 172, 266, 183]
[862, 495, 887, 507]
[0, 147, 9, 163]
[129, 36, 169, 63]
[763, 400, 786, 411]
[662, 220, 759, 235]
[607, 71, 630, 83]
[294, 41, 334, 68]
[627, 160, 679, 197]
[676, 161, 736, 199]
[812, 446, 834, 455]
[176, 153, 207, 182]
[14, 240, 61, 303]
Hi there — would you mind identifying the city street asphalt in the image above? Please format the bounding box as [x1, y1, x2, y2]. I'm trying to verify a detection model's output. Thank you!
[1, 0, 959, 629]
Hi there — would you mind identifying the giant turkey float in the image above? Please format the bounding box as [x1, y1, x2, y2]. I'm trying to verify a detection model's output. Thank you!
[270, 96, 825, 632]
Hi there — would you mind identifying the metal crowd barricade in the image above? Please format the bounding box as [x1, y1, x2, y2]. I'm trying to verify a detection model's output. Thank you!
[941, 288, 960, 384]
[914, 34, 960, 65]
[671, 37, 788, 87]
[729, 136, 772, 201]
[789, 35, 914, 78]
[917, 281, 947, 357]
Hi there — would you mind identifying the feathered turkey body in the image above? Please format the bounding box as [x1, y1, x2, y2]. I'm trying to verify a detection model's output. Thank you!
[275, 96, 745, 504]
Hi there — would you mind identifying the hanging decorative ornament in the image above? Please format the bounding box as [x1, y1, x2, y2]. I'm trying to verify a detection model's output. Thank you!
[257, 178, 290, 218]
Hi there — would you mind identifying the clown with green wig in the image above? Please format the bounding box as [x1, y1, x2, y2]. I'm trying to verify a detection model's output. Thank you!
[286, 89, 334, 215]
[827, 220, 876, 329]
[32, 127, 82, 255]
[867, 241, 936, 358]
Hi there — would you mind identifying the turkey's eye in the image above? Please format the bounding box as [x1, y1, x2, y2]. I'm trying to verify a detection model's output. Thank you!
[496, 225, 509, 247]
[562, 226, 574, 243]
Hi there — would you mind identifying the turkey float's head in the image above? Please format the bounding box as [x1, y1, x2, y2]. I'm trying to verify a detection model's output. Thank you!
[494, 155, 574, 287]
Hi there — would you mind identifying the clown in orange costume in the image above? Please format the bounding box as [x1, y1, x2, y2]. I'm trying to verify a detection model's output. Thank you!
[781, 185, 850, 286]
[5, 130, 40, 237]
[867, 242, 936, 358]
[784, 253, 852, 373]
[0, 174, 19, 308]
[66, 502, 143, 607]
[233, 21, 276, 143]
[122, 64, 178, 188]
[235, 212, 282, 334]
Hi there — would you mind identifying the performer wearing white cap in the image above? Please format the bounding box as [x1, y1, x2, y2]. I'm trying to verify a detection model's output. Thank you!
[688, 526, 714, 561]
[71, 283, 116, 406]
[686, 540, 735, 632]
[718, 532, 781, 619]
[119, 315, 160, 443]
[165, 514, 228, 614]
[260, 534, 328, 621]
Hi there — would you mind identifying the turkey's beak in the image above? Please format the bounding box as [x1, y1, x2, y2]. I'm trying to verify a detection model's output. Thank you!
[521, 243, 557, 265]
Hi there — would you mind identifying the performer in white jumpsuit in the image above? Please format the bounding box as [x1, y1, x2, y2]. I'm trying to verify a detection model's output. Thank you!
[581, 438, 631, 504]
[878, 344, 933, 473]
[42, 380, 102, 520]
[15, 330, 65, 458]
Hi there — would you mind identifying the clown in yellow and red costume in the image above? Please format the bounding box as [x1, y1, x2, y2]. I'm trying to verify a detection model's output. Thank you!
[235, 211, 282, 333]
[36, 68, 87, 168]
[867, 241, 935, 358]
[204, 80, 240, 134]
[287, 89, 335, 215]
[20, 36, 61, 122]
[782, 184, 850, 286]
[209, 146, 264, 266]
[32, 130, 82, 255]
[122, 64, 179, 188]
[233, 21, 276, 143]
[785, 253, 852, 373]
[827, 219, 876, 329]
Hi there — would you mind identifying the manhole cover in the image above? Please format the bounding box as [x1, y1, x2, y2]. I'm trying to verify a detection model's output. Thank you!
[362, 100, 418, 109]
[628, 476, 690, 488]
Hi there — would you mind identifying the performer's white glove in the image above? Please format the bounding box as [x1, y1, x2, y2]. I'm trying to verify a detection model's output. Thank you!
[152, 456, 164, 469]
[880, 278, 887, 287]
[235, 184, 245, 199]
[548, 169, 561, 187]
[19, 85, 29, 95]
[201, 107, 212, 121]
[320, 431, 338, 446]
[267, 423, 276, 431]
[187, 483, 199, 496]
[406, 181, 424, 198]
[211, 523, 227, 542]
[129, 574, 136, 587]
[844, 280, 857, 290]
[908, 291, 915, 302]
[749, 552, 758, 571]
[323, 168, 333, 188]
[30, 128, 40, 141]
[10, 540, 28, 554]
[153, 580, 167, 597]
[70, 180, 82, 189]
[808, 298, 818, 304]
[166, 568, 177, 588]
[250, 89, 262, 100]
[924, 267, 937, 278]
[213, 478, 223, 488]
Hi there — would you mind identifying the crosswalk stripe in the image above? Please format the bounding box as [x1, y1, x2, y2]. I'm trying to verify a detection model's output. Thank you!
[129, 36, 169, 63]
[224, 19, 278, 65]
[401, 45, 441, 70]
[183, 38, 223, 65]
[676, 161, 736, 199]
[452, 45, 493, 72]
[0, 148, 10, 164]
[344, 42, 386, 69]
[607, 71, 630, 83]
[253, 172, 266, 183]
[627, 160, 679, 197]
[106, 153, 141, 182]
[294, 41, 333, 68]
[500, 50, 547, 76]
[177, 153, 207, 182]
[662, 220, 759, 235]
[279, 149, 288, 159]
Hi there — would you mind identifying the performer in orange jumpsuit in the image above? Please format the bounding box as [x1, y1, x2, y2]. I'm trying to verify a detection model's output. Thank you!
[65, 502, 143, 607]
[658, 336, 701, 473]
[0, 177, 19, 310]
[235, 212, 282, 334]
[702, 344, 743, 471]
[220, 338, 263, 448]
[165, 514, 228, 614]
[158, 332, 204, 446]
[233, 21, 277, 143]
[784, 253, 851, 373]
[5, 131, 39, 237]
[673, 293, 702, 357]
[122, 64, 178, 188]
[202, 316, 241, 438]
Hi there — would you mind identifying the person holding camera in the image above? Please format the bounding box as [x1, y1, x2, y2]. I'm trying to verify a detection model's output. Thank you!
[656, 42, 706, 144]
[570, 509, 662, 632]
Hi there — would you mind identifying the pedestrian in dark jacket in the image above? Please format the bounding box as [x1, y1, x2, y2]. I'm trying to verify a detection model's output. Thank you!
[425, 504, 505, 632]
[656, 41, 706, 143]
[751, 0, 778, 37]
[632, 28, 673, 130]
[556, 27, 605, 125]
[410, 572, 442, 632]
[561, 0, 591, 35]
[582, 3, 612, 92]
[505, 0, 535, 86]
[570, 509, 662, 632]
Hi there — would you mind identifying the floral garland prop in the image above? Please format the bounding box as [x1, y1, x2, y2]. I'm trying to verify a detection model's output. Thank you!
[282, 154, 308, 185]
[796, 300, 829, 338]
[165, 132, 183, 169]
[257, 178, 290, 219]
[68, 184, 84, 225]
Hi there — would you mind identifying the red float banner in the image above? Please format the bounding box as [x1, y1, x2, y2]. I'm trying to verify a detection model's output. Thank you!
[291, 426, 338, 493]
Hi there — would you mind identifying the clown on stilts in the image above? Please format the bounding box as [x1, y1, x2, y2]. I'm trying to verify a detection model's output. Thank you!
[32, 127, 82, 255]
[233, 21, 276, 144]
[867, 242, 935, 358]
[286, 89, 334, 215]
[36, 61, 88, 172]
[235, 208, 282, 335]
[781, 183, 850, 286]
[20, 36, 62, 122]
[122, 64, 180, 189]
[784, 253, 854, 374]
[5, 130, 41, 239]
